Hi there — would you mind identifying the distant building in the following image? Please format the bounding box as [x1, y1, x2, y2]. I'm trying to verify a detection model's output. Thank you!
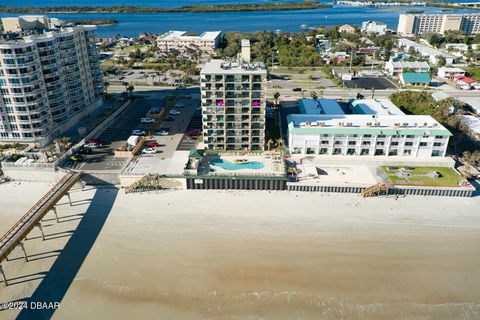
[437, 67, 465, 80]
[445, 43, 469, 52]
[397, 38, 456, 65]
[400, 72, 431, 86]
[0, 20, 104, 146]
[385, 60, 430, 77]
[397, 13, 480, 35]
[339, 24, 356, 34]
[139, 33, 156, 44]
[157, 30, 222, 53]
[200, 40, 267, 151]
[1, 15, 63, 33]
[453, 75, 478, 89]
[361, 21, 387, 35]
[350, 99, 405, 116]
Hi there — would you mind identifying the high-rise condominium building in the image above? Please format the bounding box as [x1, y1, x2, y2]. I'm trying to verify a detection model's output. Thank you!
[200, 40, 267, 151]
[0, 21, 104, 146]
[397, 13, 480, 35]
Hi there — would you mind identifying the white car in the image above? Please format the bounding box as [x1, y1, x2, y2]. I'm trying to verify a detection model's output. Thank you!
[140, 117, 155, 123]
[169, 110, 180, 115]
[142, 147, 157, 154]
[132, 129, 147, 136]
[84, 143, 100, 149]
[174, 103, 184, 109]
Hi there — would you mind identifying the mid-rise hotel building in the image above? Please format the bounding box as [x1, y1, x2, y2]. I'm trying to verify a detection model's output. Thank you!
[0, 18, 104, 146]
[397, 13, 480, 35]
[200, 40, 267, 151]
[288, 98, 451, 158]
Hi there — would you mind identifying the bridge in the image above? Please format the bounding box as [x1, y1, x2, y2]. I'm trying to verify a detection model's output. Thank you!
[0, 171, 82, 286]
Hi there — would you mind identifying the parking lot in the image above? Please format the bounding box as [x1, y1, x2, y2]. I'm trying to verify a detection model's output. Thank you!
[344, 77, 397, 90]
[67, 94, 166, 171]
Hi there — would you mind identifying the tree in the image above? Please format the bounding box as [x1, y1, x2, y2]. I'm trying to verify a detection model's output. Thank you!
[427, 33, 444, 48]
[273, 91, 280, 107]
[436, 55, 446, 67]
[310, 91, 318, 100]
[104, 81, 110, 94]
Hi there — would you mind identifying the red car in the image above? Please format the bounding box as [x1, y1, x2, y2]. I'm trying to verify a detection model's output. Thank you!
[87, 138, 102, 145]
[145, 141, 161, 147]
[186, 129, 201, 137]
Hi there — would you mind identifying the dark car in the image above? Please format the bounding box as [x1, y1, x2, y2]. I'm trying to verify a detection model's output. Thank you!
[77, 147, 93, 155]
[164, 116, 174, 122]
[292, 88, 302, 92]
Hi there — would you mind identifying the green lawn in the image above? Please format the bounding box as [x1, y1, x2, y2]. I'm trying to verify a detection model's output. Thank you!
[381, 166, 462, 187]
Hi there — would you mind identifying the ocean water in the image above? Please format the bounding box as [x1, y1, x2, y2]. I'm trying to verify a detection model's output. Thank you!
[0, 1, 478, 37]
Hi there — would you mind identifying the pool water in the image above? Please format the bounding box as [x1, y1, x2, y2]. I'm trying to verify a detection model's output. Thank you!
[210, 158, 265, 170]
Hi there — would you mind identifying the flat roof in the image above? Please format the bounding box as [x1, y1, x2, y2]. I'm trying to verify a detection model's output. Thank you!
[299, 98, 344, 115]
[158, 30, 221, 41]
[438, 67, 465, 73]
[459, 116, 480, 135]
[201, 59, 267, 75]
[351, 99, 405, 116]
[287, 114, 451, 136]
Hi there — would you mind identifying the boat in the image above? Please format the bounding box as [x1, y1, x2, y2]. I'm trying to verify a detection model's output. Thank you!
[300, 24, 308, 29]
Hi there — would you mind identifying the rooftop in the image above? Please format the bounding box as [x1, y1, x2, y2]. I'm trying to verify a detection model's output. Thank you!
[401, 72, 431, 84]
[158, 30, 221, 41]
[388, 60, 430, 69]
[459, 115, 480, 136]
[287, 114, 451, 136]
[299, 98, 344, 115]
[397, 38, 456, 60]
[459, 97, 480, 112]
[438, 67, 465, 73]
[351, 99, 405, 116]
[201, 59, 267, 75]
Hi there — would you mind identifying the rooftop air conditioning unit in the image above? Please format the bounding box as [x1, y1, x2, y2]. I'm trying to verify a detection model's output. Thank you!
[367, 122, 372, 126]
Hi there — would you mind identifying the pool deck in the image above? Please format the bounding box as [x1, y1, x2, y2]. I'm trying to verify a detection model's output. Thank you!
[199, 154, 285, 177]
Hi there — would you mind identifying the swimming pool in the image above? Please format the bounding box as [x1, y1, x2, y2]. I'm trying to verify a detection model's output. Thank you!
[210, 158, 265, 170]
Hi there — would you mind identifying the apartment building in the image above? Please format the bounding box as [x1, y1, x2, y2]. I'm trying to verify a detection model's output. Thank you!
[200, 40, 267, 151]
[397, 13, 480, 35]
[157, 31, 222, 53]
[0, 23, 104, 146]
[361, 20, 387, 35]
[288, 114, 451, 157]
[1, 15, 63, 33]
[397, 38, 456, 65]
[384, 60, 430, 77]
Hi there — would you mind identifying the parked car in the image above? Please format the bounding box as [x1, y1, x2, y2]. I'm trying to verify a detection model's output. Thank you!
[84, 143, 100, 149]
[132, 129, 147, 136]
[174, 103, 184, 109]
[140, 117, 155, 123]
[292, 87, 302, 92]
[155, 128, 170, 136]
[77, 147, 93, 155]
[145, 141, 161, 147]
[142, 147, 157, 154]
[164, 116, 174, 122]
[87, 138, 102, 146]
[186, 129, 201, 137]
[169, 110, 180, 115]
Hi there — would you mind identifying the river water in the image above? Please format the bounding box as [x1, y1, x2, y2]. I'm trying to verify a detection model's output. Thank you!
[0, 1, 478, 37]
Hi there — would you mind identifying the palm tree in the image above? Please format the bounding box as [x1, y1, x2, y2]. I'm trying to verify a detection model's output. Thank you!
[104, 81, 110, 94]
[310, 91, 318, 100]
[273, 91, 280, 107]
[122, 81, 129, 92]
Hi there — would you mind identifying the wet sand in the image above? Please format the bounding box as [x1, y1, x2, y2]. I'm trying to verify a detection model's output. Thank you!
[1, 184, 480, 319]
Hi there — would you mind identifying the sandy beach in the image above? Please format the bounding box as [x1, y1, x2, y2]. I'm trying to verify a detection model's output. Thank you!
[1, 182, 480, 319]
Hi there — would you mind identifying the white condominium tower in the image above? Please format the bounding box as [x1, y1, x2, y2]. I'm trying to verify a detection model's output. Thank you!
[200, 40, 267, 151]
[0, 21, 104, 146]
[397, 13, 480, 35]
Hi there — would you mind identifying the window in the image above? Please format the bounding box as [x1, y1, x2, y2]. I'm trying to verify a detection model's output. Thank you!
[334, 141, 343, 145]
[360, 149, 369, 155]
[333, 148, 342, 155]
[362, 141, 370, 145]
[431, 150, 441, 157]
[405, 142, 413, 146]
[388, 150, 398, 156]
[391, 142, 399, 146]
[406, 135, 415, 139]
[319, 148, 328, 154]
[347, 148, 356, 155]
[348, 141, 356, 146]
[321, 140, 329, 145]
[403, 149, 412, 156]
[433, 142, 442, 147]
[419, 142, 428, 147]
[375, 149, 385, 156]
[306, 147, 315, 154]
